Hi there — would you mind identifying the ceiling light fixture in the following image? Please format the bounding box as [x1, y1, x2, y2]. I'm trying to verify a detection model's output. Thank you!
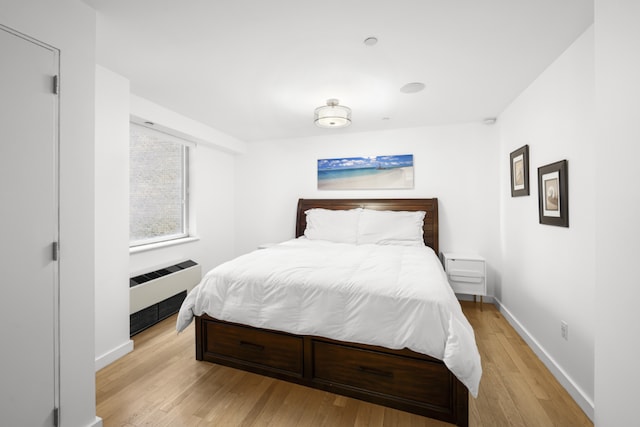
[314, 99, 352, 129]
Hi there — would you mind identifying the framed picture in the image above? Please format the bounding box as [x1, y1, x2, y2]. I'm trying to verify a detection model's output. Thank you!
[317, 154, 414, 190]
[538, 160, 568, 227]
[510, 145, 529, 197]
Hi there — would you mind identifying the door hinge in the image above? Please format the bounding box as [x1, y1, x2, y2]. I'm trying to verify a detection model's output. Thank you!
[53, 407, 60, 427]
[53, 75, 59, 95]
[52, 242, 59, 261]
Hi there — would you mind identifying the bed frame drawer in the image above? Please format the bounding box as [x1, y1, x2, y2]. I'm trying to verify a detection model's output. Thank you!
[202, 319, 303, 375]
[312, 341, 453, 408]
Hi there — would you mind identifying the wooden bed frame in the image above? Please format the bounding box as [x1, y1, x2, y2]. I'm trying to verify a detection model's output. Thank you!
[194, 198, 469, 426]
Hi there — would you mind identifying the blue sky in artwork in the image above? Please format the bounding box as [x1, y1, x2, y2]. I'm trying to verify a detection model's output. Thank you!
[318, 154, 413, 171]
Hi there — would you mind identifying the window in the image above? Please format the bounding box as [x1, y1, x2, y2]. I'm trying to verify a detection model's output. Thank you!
[129, 122, 189, 247]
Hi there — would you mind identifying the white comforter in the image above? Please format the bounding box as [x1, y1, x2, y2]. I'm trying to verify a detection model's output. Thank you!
[176, 238, 481, 397]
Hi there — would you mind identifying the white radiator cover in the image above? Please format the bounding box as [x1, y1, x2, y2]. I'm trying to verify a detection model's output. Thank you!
[130, 263, 201, 315]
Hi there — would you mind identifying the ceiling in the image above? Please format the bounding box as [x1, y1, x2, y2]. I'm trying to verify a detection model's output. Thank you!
[89, 0, 593, 142]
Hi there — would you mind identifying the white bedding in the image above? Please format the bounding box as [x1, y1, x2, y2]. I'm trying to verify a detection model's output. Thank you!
[176, 238, 482, 397]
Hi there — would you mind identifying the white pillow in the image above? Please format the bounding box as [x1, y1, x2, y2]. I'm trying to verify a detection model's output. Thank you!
[357, 209, 426, 246]
[304, 208, 362, 244]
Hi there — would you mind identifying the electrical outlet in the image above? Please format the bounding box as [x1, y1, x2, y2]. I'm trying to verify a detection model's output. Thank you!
[561, 321, 568, 340]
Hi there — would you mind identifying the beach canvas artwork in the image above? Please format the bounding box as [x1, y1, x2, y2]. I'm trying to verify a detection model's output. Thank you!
[317, 154, 414, 190]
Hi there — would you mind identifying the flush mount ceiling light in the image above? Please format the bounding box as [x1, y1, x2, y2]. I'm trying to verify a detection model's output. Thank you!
[314, 99, 352, 129]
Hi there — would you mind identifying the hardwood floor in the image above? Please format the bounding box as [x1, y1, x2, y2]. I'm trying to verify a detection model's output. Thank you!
[96, 302, 593, 426]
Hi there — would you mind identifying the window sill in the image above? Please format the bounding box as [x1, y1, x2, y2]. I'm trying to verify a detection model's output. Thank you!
[129, 236, 200, 254]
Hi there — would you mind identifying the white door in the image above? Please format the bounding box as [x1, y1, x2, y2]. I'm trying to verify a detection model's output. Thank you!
[0, 26, 59, 426]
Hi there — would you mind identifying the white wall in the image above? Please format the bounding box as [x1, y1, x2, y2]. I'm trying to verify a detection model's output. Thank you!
[235, 123, 501, 295]
[95, 66, 133, 370]
[0, 1, 100, 426]
[497, 27, 595, 418]
[594, 2, 640, 426]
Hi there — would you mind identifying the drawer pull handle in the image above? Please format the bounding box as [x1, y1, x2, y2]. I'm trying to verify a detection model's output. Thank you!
[359, 365, 394, 378]
[239, 340, 265, 351]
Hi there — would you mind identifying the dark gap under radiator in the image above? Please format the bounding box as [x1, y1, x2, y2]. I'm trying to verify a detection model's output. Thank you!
[130, 290, 187, 336]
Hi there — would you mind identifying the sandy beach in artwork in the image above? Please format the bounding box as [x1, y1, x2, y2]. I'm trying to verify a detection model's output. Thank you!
[318, 166, 414, 190]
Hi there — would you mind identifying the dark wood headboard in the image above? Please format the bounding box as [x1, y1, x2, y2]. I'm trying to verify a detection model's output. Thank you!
[295, 198, 439, 254]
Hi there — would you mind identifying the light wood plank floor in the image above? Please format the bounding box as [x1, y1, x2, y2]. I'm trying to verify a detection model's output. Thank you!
[96, 302, 593, 426]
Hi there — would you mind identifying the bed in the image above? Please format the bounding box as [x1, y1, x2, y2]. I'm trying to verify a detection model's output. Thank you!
[177, 198, 480, 427]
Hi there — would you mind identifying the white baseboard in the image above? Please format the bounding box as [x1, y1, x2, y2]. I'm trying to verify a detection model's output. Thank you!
[87, 416, 103, 427]
[493, 297, 594, 421]
[95, 339, 134, 372]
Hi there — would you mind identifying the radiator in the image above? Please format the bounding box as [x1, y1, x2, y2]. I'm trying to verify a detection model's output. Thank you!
[129, 260, 201, 335]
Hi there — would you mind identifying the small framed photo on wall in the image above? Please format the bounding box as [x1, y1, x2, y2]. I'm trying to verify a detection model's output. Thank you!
[510, 145, 529, 197]
[538, 160, 569, 227]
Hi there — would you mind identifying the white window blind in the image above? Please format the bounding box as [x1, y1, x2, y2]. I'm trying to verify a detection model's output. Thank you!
[129, 122, 190, 247]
